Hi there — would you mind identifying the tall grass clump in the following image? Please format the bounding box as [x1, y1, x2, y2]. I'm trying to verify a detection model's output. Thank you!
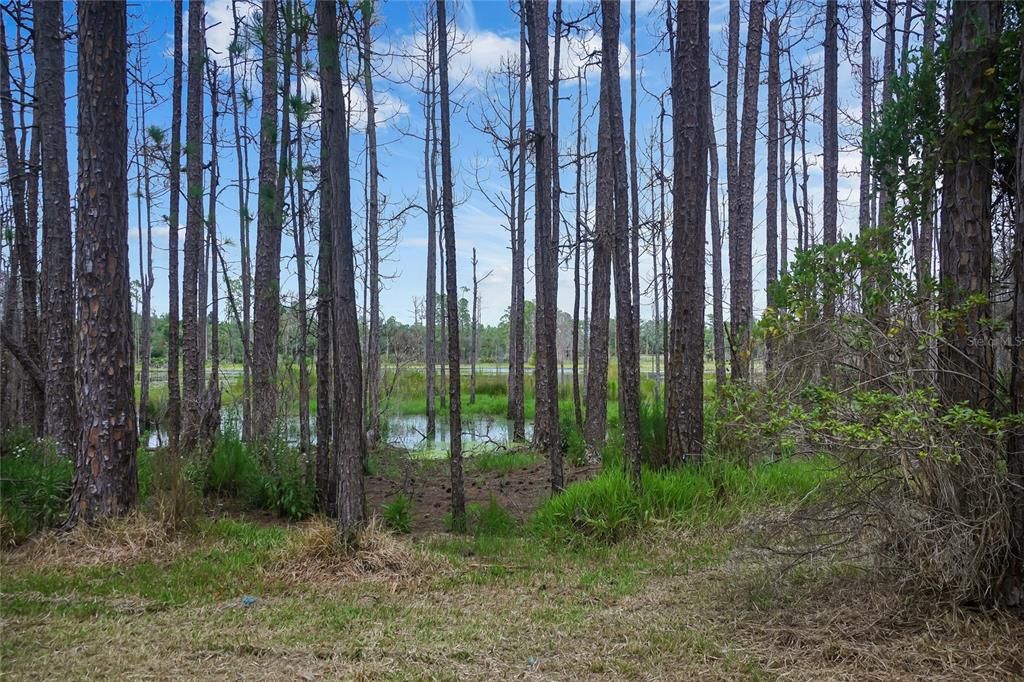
[205, 434, 260, 496]
[559, 411, 587, 466]
[532, 456, 830, 545]
[0, 436, 72, 545]
[381, 493, 412, 534]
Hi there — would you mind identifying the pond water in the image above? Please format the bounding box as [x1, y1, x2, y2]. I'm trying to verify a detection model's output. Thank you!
[385, 414, 533, 449]
[146, 407, 533, 452]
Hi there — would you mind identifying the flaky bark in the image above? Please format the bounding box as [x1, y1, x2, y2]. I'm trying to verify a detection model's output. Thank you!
[666, 0, 708, 464]
[317, 0, 366, 537]
[34, 0, 77, 455]
[166, 0, 184, 450]
[937, 0, 1000, 410]
[730, 0, 766, 382]
[67, 0, 138, 525]
[600, 0, 641, 486]
[252, 0, 282, 440]
[181, 0, 206, 452]
[526, 0, 562, 489]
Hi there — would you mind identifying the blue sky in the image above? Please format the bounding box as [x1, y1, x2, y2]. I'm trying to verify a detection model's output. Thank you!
[4, 0, 890, 327]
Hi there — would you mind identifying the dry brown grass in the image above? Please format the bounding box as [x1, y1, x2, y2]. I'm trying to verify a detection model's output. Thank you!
[2, 514, 1020, 680]
[4, 513, 193, 569]
[273, 516, 448, 587]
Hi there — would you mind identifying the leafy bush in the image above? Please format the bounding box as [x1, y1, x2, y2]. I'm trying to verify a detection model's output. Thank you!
[249, 439, 315, 521]
[381, 493, 412, 534]
[0, 437, 72, 545]
[203, 435, 315, 521]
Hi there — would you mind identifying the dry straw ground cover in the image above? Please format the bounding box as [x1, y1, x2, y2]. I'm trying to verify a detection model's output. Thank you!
[2, 513, 1021, 680]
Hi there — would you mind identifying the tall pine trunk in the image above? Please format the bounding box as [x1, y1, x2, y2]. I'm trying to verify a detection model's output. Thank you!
[666, 0, 708, 464]
[252, 0, 282, 441]
[0, 17, 42, 433]
[181, 0, 206, 452]
[34, 0, 77, 456]
[67, 0, 137, 525]
[436, 0, 467, 525]
[937, 0, 1000, 410]
[765, 18, 780, 372]
[730, 0, 766, 382]
[317, 0, 366, 537]
[228, 0, 253, 442]
[527, 0, 562, 490]
[507, 0, 527, 441]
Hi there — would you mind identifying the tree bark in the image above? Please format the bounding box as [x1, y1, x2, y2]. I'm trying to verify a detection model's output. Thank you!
[822, 0, 838, 251]
[0, 15, 42, 433]
[436, 0, 467, 525]
[204, 57, 221, 445]
[584, 87, 613, 453]
[937, 0, 1000, 410]
[362, 2, 381, 446]
[765, 17, 780, 372]
[228, 0, 253, 443]
[572, 67, 585, 429]
[423, 10, 438, 440]
[252, 0, 282, 441]
[67, 0, 138, 525]
[628, 0, 640, 357]
[858, 0, 872, 236]
[666, 0, 708, 464]
[316, 57, 334, 514]
[33, 0, 77, 456]
[181, 0, 206, 452]
[1004, 21, 1024, 608]
[317, 0, 366, 537]
[507, 0, 527, 441]
[527, 0, 563, 490]
[294, 19, 310, 460]
[730, 0, 766, 382]
[598, 0, 641, 486]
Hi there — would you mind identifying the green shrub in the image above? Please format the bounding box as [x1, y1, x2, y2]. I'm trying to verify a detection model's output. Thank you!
[0, 437, 72, 545]
[249, 439, 315, 521]
[382, 493, 412, 534]
[205, 434, 260, 496]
